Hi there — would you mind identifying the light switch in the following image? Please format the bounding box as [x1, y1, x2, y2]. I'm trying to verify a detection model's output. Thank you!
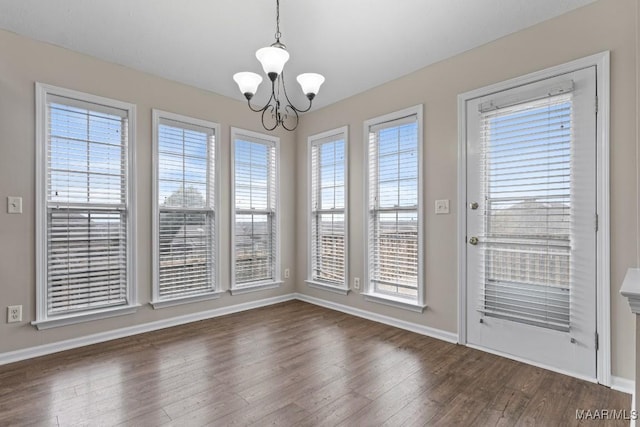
[7, 196, 22, 214]
[435, 199, 449, 215]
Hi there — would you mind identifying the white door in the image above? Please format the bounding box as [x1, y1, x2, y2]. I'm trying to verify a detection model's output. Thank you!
[465, 67, 597, 379]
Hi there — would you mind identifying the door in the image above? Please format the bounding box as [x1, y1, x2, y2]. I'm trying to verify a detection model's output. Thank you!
[465, 67, 597, 379]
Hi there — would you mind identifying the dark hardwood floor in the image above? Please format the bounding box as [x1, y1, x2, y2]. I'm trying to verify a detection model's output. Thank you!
[0, 301, 631, 426]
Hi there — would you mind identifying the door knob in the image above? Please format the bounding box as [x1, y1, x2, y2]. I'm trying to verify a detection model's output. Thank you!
[470, 202, 479, 210]
[469, 236, 479, 245]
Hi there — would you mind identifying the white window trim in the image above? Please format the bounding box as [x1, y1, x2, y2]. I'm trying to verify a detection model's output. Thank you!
[230, 127, 281, 292]
[362, 104, 426, 313]
[150, 110, 222, 309]
[33, 83, 139, 330]
[228, 281, 283, 295]
[305, 126, 350, 294]
[457, 51, 611, 386]
[306, 280, 350, 295]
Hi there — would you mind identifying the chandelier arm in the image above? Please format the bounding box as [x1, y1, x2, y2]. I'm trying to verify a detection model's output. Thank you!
[246, 98, 268, 113]
[288, 98, 313, 114]
[280, 71, 313, 113]
[261, 104, 279, 132]
[281, 104, 299, 131]
[246, 80, 278, 113]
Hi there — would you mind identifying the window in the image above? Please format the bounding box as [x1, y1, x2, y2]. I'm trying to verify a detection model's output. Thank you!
[151, 111, 220, 308]
[306, 127, 348, 294]
[34, 84, 137, 329]
[477, 83, 575, 330]
[231, 128, 280, 293]
[364, 105, 425, 312]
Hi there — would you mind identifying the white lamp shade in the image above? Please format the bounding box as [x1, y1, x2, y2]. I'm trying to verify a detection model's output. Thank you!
[296, 73, 325, 96]
[233, 72, 263, 95]
[256, 46, 290, 76]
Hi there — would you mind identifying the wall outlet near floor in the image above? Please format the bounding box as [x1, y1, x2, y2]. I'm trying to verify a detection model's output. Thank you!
[7, 305, 22, 323]
[354, 277, 360, 290]
[284, 268, 290, 279]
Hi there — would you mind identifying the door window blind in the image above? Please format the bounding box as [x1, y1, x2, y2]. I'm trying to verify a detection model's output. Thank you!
[310, 134, 346, 286]
[234, 135, 277, 285]
[46, 96, 129, 315]
[368, 115, 419, 299]
[478, 92, 573, 331]
[157, 118, 215, 300]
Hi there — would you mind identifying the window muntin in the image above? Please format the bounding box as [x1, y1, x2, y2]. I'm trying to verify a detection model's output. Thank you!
[232, 130, 279, 288]
[154, 113, 218, 303]
[309, 129, 347, 288]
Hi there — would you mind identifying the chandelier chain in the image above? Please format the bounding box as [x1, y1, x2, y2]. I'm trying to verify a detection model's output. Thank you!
[275, 0, 281, 42]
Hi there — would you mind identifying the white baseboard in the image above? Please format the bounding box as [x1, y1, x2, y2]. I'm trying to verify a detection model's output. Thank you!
[633, 391, 637, 427]
[294, 292, 458, 344]
[611, 375, 635, 395]
[0, 293, 296, 366]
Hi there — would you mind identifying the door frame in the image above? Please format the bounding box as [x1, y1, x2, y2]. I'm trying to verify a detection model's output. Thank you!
[457, 51, 611, 385]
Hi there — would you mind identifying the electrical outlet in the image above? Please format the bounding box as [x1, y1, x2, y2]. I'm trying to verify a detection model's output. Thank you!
[7, 305, 22, 323]
[354, 277, 360, 290]
[284, 268, 290, 279]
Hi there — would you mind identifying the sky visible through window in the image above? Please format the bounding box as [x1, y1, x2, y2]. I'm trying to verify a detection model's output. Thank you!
[377, 123, 418, 210]
[318, 139, 345, 210]
[158, 124, 209, 208]
[235, 139, 271, 222]
[49, 103, 125, 207]
[486, 100, 571, 206]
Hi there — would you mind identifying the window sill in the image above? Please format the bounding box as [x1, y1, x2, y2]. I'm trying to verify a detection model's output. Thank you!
[362, 292, 427, 313]
[150, 291, 224, 309]
[31, 304, 141, 330]
[229, 281, 283, 295]
[305, 280, 350, 295]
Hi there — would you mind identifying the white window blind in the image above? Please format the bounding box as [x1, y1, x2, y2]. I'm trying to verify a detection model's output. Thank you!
[45, 95, 129, 315]
[156, 116, 216, 300]
[478, 91, 573, 331]
[368, 114, 419, 300]
[310, 132, 346, 287]
[233, 133, 278, 286]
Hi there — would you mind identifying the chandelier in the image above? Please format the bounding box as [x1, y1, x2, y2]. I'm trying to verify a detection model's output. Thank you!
[232, 0, 325, 131]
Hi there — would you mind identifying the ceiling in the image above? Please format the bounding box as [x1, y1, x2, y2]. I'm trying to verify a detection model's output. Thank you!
[0, 0, 596, 110]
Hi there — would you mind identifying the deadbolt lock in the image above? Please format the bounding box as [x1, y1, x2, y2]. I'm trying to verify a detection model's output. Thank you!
[470, 202, 479, 210]
[469, 236, 479, 245]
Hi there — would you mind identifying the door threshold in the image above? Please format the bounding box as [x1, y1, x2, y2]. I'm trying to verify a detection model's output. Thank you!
[466, 342, 599, 385]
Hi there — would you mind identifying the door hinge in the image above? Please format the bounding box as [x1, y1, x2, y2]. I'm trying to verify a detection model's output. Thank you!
[595, 332, 599, 351]
[595, 95, 598, 114]
[595, 213, 599, 232]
